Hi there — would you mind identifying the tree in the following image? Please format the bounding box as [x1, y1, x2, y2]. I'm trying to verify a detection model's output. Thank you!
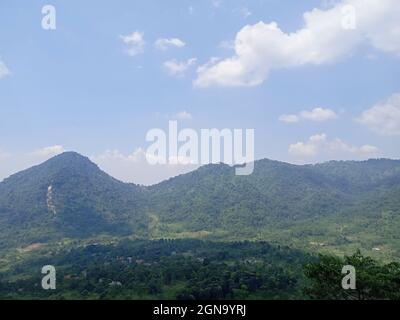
[304, 250, 400, 300]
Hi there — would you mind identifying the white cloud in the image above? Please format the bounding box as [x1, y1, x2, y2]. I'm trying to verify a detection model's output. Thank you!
[155, 38, 186, 51]
[0, 60, 10, 79]
[280, 107, 337, 123]
[279, 114, 300, 123]
[289, 133, 328, 157]
[359, 144, 379, 155]
[289, 133, 379, 159]
[300, 107, 338, 122]
[31, 145, 65, 157]
[357, 93, 400, 135]
[164, 58, 197, 77]
[289, 141, 318, 157]
[195, 0, 400, 87]
[92, 149, 198, 185]
[120, 31, 145, 56]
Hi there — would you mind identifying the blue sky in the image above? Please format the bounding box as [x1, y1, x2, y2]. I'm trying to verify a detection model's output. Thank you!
[0, 0, 399, 184]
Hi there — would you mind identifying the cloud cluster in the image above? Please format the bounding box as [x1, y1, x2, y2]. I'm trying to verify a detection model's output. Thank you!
[155, 38, 185, 51]
[120, 33, 187, 57]
[357, 93, 400, 136]
[120, 31, 146, 56]
[279, 114, 300, 124]
[195, 0, 400, 87]
[289, 133, 379, 159]
[280, 107, 338, 123]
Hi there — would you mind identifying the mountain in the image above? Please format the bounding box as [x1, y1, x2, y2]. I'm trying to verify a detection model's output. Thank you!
[1, 152, 400, 259]
[149, 159, 400, 225]
[148, 160, 350, 232]
[0, 152, 148, 250]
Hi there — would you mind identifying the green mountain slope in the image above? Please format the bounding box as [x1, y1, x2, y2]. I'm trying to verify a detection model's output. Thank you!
[148, 159, 400, 228]
[0, 152, 148, 250]
[0, 152, 399, 259]
[147, 159, 400, 258]
[148, 161, 336, 233]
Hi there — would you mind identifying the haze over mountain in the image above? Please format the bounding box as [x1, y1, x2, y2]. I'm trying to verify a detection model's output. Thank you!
[0, 152, 399, 258]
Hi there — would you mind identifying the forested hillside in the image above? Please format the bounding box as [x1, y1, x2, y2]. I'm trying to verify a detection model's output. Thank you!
[1, 239, 398, 300]
[0, 152, 399, 260]
[0, 240, 313, 300]
[0, 152, 148, 250]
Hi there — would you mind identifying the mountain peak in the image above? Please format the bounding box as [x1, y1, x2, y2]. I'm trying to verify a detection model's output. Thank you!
[42, 151, 98, 170]
[0, 151, 101, 187]
[49, 151, 90, 162]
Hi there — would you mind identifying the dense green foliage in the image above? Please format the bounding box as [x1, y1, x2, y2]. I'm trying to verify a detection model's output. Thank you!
[0, 152, 400, 261]
[2, 240, 399, 300]
[304, 250, 400, 300]
[149, 159, 400, 260]
[0, 240, 311, 300]
[0, 152, 148, 250]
